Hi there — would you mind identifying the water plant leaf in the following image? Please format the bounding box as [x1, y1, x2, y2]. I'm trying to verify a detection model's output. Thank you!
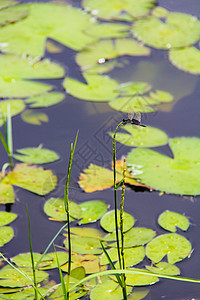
[66, 227, 105, 239]
[0, 212, 17, 226]
[125, 268, 159, 286]
[0, 53, 64, 98]
[14, 147, 59, 164]
[0, 1, 18, 10]
[0, 226, 14, 246]
[25, 92, 65, 108]
[0, 265, 48, 287]
[64, 236, 103, 255]
[83, 0, 156, 21]
[76, 39, 150, 68]
[146, 262, 180, 276]
[0, 99, 25, 126]
[44, 197, 81, 221]
[0, 2, 96, 57]
[2, 163, 57, 195]
[158, 210, 190, 232]
[109, 125, 168, 147]
[85, 23, 130, 39]
[90, 279, 132, 300]
[116, 81, 152, 95]
[146, 233, 192, 264]
[108, 227, 156, 247]
[21, 110, 49, 125]
[132, 13, 200, 49]
[79, 200, 108, 224]
[169, 47, 200, 75]
[63, 73, 119, 101]
[0, 183, 15, 204]
[127, 137, 200, 195]
[45, 40, 64, 54]
[0, 5, 29, 27]
[100, 246, 145, 267]
[100, 209, 135, 232]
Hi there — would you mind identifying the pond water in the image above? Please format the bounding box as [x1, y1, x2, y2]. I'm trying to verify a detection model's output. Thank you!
[0, 0, 200, 299]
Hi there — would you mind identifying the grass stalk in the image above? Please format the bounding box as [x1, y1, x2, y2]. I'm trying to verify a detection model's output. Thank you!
[54, 244, 67, 300]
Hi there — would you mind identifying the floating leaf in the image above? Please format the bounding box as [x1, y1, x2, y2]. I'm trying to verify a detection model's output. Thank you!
[85, 23, 130, 39]
[66, 227, 105, 239]
[126, 287, 149, 300]
[0, 265, 48, 287]
[44, 197, 81, 221]
[125, 268, 159, 286]
[152, 6, 169, 18]
[0, 226, 14, 247]
[116, 82, 152, 95]
[0, 183, 15, 204]
[45, 40, 64, 54]
[63, 73, 118, 101]
[146, 262, 180, 276]
[108, 227, 156, 247]
[0, 1, 18, 10]
[169, 47, 200, 74]
[76, 39, 150, 68]
[146, 233, 192, 264]
[0, 5, 29, 27]
[132, 13, 200, 49]
[21, 110, 49, 125]
[127, 137, 200, 195]
[64, 236, 103, 255]
[158, 210, 190, 232]
[83, 0, 156, 20]
[90, 280, 132, 300]
[79, 200, 108, 224]
[110, 125, 168, 147]
[0, 212, 17, 226]
[100, 246, 145, 267]
[14, 147, 59, 164]
[2, 163, 57, 196]
[25, 92, 65, 108]
[0, 99, 25, 126]
[100, 209, 135, 232]
[0, 54, 64, 98]
[0, 3, 96, 56]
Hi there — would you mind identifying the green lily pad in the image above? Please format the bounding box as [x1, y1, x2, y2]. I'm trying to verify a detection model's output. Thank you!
[158, 210, 190, 232]
[85, 23, 130, 39]
[66, 227, 105, 239]
[2, 163, 57, 196]
[100, 246, 145, 267]
[44, 197, 81, 221]
[116, 82, 152, 95]
[0, 212, 17, 226]
[21, 110, 49, 125]
[25, 92, 65, 108]
[0, 183, 15, 204]
[169, 47, 200, 74]
[146, 233, 192, 264]
[0, 99, 25, 126]
[0, 265, 48, 287]
[0, 3, 96, 57]
[76, 39, 150, 68]
[152, 6, 169, 18]
[110, 125, 168, 147]
[108, 227, 156, 248]
[125, 268, 159, 286]
[0, 5, 28, 27]
[127, 137, 200, 195]
[126, 287, 149, 300]
[64, 236, 103, 255]
[90, 280, 132, 300]
[14, 147, 59, 164]
[83, 0, 156, 21]
[132, 13, 200, 49]
[0, 1, 18, 10]
[146, 262, 180, 276]
[100, 209, 135, 232]
[79, 200, 108, 224]
[0, 226, 14, 246]
[63, 73, 119, 101]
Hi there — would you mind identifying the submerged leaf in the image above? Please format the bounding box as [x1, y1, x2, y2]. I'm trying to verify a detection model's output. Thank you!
[158, 210, 190, 232]
[79, 200, 108, 224]
[14, 147, 59, 164]
[25, 92, 65, 108]
[100, 209, 135, 232]
[132, 13, 200, 49]
[2, 163, 57, 195]
[127, 137, 200, 195]
[146, 233, 192, 264]
[21, 110, 49, 125]
[66, 227, 105, 239]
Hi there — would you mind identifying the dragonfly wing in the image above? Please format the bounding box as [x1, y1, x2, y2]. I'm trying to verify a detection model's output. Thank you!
[134, 112, 141, 122]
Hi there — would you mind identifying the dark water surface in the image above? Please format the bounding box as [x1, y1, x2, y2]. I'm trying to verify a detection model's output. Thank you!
[1, 0, 200, 299]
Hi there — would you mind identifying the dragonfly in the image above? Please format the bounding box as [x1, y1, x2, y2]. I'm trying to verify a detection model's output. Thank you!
[122, 112, 146, 127]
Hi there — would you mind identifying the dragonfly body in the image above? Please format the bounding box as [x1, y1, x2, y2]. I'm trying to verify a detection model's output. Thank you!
[123, 112, 146, 127]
